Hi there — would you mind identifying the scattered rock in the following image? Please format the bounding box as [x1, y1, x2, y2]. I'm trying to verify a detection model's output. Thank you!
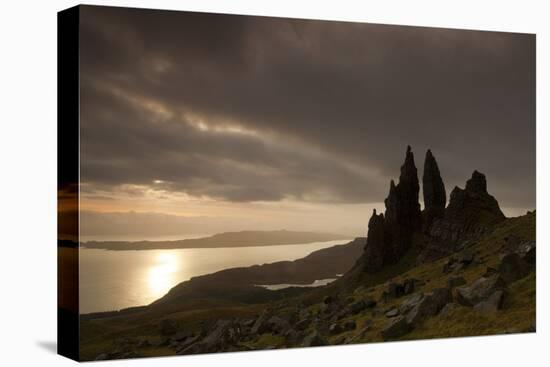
[302, 331, 328, 347]
[456, 274, 506, 306]
[329, 323, 343, 335]
[251, 311, 270, 334]
[266, 316, 291, 335]
[385, 308, 400, 318]
[403, 278, 416, 295]
[482, 267, 498, 277]
[399, 292, 424, 315]
[474, 290, 505, 314]
[498, 253, 530, 284]
[348, 300, 368, 315]
[458, 249, 475, 265]
[406, 288, 451, 326]
[381, 316, 411, 340]
[171, 330, 192, 342]
[295, 318, 311, 331]
[363, 297, 377, 308]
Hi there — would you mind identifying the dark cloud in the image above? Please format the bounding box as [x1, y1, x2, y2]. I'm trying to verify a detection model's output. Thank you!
[79, 5, 535, 209]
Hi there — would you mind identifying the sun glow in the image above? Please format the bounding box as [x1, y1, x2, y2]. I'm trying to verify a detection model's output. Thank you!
[147, 252, 179, 298]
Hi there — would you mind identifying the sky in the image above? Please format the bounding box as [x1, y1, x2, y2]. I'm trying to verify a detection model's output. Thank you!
[75, 5, 535, 238]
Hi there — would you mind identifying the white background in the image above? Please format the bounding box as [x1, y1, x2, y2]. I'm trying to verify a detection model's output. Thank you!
[0, 0, 547, 365]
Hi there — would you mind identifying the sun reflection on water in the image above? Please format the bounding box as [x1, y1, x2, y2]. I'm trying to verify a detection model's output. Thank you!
[147, 252, 178, 298]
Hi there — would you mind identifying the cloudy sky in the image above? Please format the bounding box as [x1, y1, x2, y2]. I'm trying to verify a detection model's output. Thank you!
[76, 5, 535, 238]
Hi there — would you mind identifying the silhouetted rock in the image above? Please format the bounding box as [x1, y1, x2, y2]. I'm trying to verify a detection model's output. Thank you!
[422, 149, 446, 232]
[360, 146, 421, 273]
[430, 170, 505, 246]
[384, 146, 422, 263]
[362, 209, 386, 273]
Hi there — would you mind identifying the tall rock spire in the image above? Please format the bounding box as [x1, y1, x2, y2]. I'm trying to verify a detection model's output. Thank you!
[363, 146, 421, 273]
[362, 209, 386, 273]
[422, 149, 446, 232]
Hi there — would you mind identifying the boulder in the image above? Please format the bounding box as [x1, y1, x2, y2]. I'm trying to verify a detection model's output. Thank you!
[482, 267, 498, 277]
[498, 253, 530, 284]
[386, 282, 405, 298]
[329, 323, 343, 335]
[381, 316, 411, 340]
[348, 300, 368, 315]
[363, 297, 377, 308]
[403, 278, 416, 295]
[458, 249, 475, 265]
[406, 288, 451, 326]
[474, 290, 505, 314]
[455, 274, 506, 307]
[251, 311, 270, 334]
[523, 244, 536, 265]
[266, 316, 291, 335]
[399, 292, 424, 315]
[171, 330, 192, 342]
[302, 331, 328, 347]
[385, 308, 400, 318]
[294, 318, 311, 331]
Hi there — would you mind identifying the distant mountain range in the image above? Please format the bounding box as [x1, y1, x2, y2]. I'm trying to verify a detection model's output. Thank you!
[80, 230, 348, 250]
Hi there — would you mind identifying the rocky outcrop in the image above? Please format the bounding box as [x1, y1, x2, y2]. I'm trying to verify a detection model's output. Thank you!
[430, 170, 505, 247]
[422, 149, 446, 232]
[384, 146, 422, 263]
[362, 146, 421, 273]
[362, 209, 386, 272]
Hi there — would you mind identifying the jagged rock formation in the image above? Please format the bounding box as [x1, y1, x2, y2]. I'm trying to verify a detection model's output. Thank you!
[422, 149, 446, 232]
[430, 170, 505, 245]
[362, 209, 385, 272]
[360, 146, 506, 273]
[362, 146, 421, 273]
[384, 146, 421, 263]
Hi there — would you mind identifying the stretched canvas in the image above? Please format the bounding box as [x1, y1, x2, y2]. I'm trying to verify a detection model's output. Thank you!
[58, 5, 536, 362]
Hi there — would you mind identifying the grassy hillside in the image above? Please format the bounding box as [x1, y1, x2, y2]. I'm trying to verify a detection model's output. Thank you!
[80, 212, 535, 361]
